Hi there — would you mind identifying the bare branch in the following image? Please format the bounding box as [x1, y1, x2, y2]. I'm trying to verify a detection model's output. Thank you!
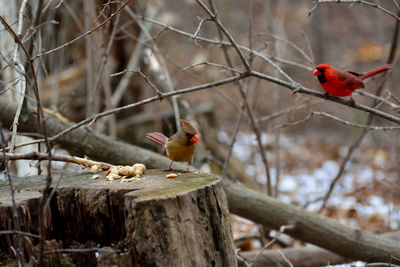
[182, 61, 241, 74]
[308, 0, 400, 20]
[86, 10, 121, 117]
[43, 247, 117, 255]
[273, 111, 400, 131]
[0, 230, 40, 239]
[278, 249, 294, 267]
[258, 99, 324, 124]
[257, 32, 314, 64]
[194, 0, 251, 70]
[9, 0, 27, 153]
[1, 151, 113, 169]
[30, 0, 132, 60]
[252, 225, 294, 264]
[192, 17, 211, 45]
[0, 124, 24, 265]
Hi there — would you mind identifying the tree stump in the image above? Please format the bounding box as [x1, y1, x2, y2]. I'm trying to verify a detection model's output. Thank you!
[0, 170, 237, 266]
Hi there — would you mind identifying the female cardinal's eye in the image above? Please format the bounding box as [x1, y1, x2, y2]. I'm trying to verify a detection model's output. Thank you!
[186, 133, 192, 137]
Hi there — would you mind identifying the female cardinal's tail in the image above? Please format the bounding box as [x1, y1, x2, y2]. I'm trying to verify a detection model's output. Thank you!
[361, 64, 391, 80]
[146, 132, 168, 147]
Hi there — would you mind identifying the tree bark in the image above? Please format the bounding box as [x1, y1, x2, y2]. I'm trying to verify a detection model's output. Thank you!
[125, 171, 236, 267]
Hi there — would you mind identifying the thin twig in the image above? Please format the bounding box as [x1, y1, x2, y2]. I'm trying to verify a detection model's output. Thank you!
[136, 69, 163, 97]
[221, 95, 246, 180]
[142, 47, 182, 129]
[43, 247, 117, 255]
[393, 0, 400, 10]
[269, 56, 314, 71]
[258, 99, 324, 124]
[195, 0, 250, 70]
[182, 61, 241, 74]
[257, 32, 314, 64]
[30, 0, 132, 61]
[109, 4, 159, 107]
[9, 0, 27, 153]
[87, 9, 121, 117]
[236, 252, 252, 267]
[0, 230, 40, 239]
[192, 17, 211, 46]
[356, 90, 400, 110]
[308, 0, 400, 20]
[1, 151, 113, 169]
[252, 225, 294, 265]
[0, 125, 25, 266]
[0, 15, 44, 173]
[272, 113, 313, 130]
[137, 14, 295, 83]
[278, 249, 294, 267]
[272, 111, 400, 131]
[130, 7, 182, 130]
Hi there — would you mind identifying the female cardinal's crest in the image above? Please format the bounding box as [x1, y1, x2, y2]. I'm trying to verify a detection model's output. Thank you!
[180, 119, 190, 126]
[180, 119, 197, 135]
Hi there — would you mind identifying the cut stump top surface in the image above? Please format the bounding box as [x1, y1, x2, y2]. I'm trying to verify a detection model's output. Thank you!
[0, 169, 220, 203]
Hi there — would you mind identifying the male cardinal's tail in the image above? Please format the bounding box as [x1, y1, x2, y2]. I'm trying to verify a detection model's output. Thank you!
[361, 64, 391, 80]
[146, 132, 168, 147]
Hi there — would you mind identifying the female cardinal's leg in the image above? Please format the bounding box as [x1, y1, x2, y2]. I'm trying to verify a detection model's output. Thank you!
[168, 160, 174, 170]
[186, 162, 192, 171]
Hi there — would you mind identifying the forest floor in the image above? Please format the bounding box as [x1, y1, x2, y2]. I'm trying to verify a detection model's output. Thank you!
[227, 131, 400, 255]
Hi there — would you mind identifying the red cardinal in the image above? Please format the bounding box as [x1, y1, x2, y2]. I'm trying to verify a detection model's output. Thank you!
[313, 63, 391, 97]
[146, 119, 199, 171]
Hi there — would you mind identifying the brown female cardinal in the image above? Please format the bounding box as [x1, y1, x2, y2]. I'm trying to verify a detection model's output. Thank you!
[146, 119, 199, 171]
[313, 63, 391, 97]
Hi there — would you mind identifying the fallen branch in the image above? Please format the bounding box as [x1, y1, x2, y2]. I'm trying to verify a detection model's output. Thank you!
[224, 179, 400, 263]
[239, 231, 400, 267]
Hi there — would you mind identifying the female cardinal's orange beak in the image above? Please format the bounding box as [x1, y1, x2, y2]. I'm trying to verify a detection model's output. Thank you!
[191, 134, 199, 144]
[313, 69, 321, 76]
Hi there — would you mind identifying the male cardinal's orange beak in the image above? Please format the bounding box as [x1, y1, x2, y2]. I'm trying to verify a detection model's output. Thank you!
[313, 69, 321, 76]
[191, 134, 199, 144]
